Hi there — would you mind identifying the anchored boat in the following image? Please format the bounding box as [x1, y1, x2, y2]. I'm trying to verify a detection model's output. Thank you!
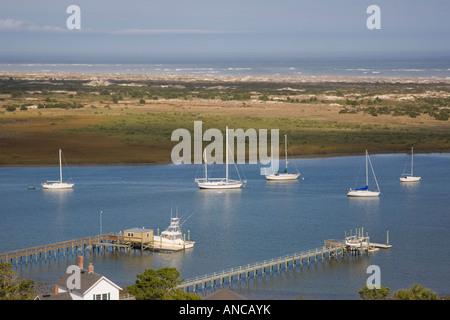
[347, 150, 380, 197]
[400, 147, 421, 182]
[265, 135, 300, 181]
[195, 126, 246, 189]
[42, 149, 74, 189]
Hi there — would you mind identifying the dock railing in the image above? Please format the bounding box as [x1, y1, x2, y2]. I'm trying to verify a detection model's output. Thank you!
[0, 233, 115, 263]
[178, 241, 347, 291]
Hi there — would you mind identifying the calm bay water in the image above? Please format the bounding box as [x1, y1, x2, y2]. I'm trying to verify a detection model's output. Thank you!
[0, 153, 449, 299]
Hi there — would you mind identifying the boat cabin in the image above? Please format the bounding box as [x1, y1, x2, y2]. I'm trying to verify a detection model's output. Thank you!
[123, 227, 154, 243]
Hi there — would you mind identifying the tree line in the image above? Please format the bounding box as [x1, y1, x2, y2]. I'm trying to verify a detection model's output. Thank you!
[0, 262, 446, 300]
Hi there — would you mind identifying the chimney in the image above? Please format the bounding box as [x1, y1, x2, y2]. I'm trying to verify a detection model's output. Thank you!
[78, 256, 83, 269]
[54, 284, 59, 296]
[88, 263, 94, 273]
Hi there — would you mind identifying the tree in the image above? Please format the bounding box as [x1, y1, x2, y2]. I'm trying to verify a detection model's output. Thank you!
[128, 267, 200, 300]
[0, 263, 35, 300]
[393, 284, 438, 300]
[358, 285, 391, 300]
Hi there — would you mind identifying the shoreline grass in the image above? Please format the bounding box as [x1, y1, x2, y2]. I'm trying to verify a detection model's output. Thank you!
[1, 74, 449, 165]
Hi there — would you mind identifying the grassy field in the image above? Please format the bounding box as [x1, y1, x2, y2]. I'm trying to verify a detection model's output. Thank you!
[0, 73, 449, 165]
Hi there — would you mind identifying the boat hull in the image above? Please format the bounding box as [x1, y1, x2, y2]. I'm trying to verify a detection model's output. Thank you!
[400, 176, 421, 182]
[265, 173, 300, 181]
[345, 241, 369, 249]
[42, 182, 74, 189]
[347, 190, 380, 197]
[196, 179, 243, 189]
[153, 237, 195, 251]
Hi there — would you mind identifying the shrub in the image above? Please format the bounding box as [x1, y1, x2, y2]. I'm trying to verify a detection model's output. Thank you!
[393, 284, 438, 300]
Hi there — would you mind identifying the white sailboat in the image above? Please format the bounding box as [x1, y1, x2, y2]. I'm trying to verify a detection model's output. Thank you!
[42, 149, 74, 189]
[347, 150, 380, 197]
[265, 135, 300, 181]
[400, 147, 421, 182]
[195, 126, 246, 189]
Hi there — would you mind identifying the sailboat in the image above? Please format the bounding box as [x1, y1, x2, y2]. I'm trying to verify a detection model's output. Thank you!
[42, 149, 74, 189]
[265, 135, 300, 181]
[400, 147, 421, 182]
[347, 150, 380, 197]
[195, 126, 246, 189]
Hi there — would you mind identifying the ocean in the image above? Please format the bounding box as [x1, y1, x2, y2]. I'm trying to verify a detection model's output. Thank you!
[1, 153, 449, 299]
[1, 51, 450, 78]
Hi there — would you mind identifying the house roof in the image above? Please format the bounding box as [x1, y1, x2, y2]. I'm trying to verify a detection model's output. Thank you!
[125, 227, 153, 233]
[56, 269, 122, 295]
[203, 288, 247, 300]
[36, 292, 73, 300]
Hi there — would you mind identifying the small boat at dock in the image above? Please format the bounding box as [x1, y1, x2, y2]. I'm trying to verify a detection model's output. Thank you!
[345, 235, 369, 249]
[153, 216, 195, 251]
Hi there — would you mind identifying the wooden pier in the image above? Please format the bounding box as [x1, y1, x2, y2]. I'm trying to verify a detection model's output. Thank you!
[0, 233, 121, 266]
[178, 228, 392, 296]
[0, 233, 150, 266]
[1, 225, 390, 295]
[0, 228, 196, 267]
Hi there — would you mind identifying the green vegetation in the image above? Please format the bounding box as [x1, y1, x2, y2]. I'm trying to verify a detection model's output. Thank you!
[1, 76, 449, 106]
[127, 267, 201, 300]
[0, 262, 447, 300]
[340, 96, 450, 121]
[358, 285, 392, 300]
[359, 284, 440, 300]
[0, 263, 35, 300]
[78, 111, 450, 157]
[393, 284, 439, 300]
[0, 75, 449, 165]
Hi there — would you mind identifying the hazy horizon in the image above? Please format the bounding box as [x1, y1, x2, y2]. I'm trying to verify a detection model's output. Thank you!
[0, 50, 449, 65]
[1, 1, 449, 64]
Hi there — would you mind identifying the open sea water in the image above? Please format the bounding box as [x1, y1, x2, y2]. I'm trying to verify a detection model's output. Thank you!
[0, 153, 449, 299]
[1, 52, 450, 78]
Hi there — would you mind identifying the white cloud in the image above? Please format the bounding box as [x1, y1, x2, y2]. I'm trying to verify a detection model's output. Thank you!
[0, 19, 65, 33]
[0, 19, 247, 35]
[111, 28, 242, 35]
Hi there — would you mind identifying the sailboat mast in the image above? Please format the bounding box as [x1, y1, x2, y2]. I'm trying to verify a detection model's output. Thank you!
[204, 149, 208, 182]
[59, 149, 63, 183]
[365, 150, 368, 187]
[411, 147, 414, 177]
[225, 126, 229, 183]
[285, 135, 288, 171]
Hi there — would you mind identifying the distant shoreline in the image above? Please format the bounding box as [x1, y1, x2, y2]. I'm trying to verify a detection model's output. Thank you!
[1, 71, 449, 166]
[2, 70, 450, 84]
[1, 151, 449, 168]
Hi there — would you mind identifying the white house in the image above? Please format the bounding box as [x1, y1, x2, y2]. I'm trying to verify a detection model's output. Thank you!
[36, 256, 122, 300]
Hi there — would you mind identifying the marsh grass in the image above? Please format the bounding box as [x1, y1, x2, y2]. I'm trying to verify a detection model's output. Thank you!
[1, 76, 449, 165]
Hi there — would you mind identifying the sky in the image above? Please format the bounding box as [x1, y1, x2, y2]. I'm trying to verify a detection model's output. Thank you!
[0, 0, 449, 62]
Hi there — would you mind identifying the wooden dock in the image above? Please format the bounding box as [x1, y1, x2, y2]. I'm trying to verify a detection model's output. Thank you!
[0, 233, 123, 266]
[179, 228, 392, 296]
[1, 225, 390, 293]
[178, 241, 349, 295]
[0, 230, 194, 266]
